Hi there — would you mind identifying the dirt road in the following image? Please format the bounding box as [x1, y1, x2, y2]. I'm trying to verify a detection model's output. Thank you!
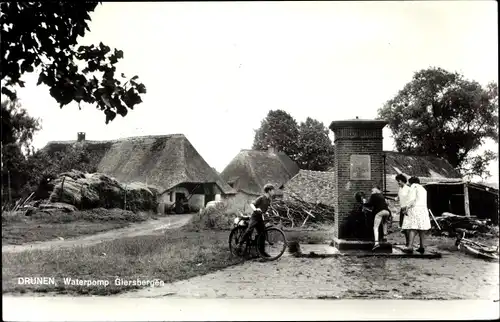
[1, 214, 192, 254]
[119, 248, 499, 300]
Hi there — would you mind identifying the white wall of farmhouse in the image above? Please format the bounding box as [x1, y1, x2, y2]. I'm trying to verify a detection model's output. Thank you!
[159, 186, 205, 212]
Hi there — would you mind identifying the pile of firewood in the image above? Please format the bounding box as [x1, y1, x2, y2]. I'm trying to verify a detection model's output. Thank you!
[430, 212, 498, 238]
[269, 194, 335, 228]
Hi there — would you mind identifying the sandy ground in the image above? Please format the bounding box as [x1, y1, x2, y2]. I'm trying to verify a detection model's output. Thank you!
[116, 230, 499, 300]
[3, 220, 498, 301]
[117, 249, 499, 300]
[1, 214, 192, 254]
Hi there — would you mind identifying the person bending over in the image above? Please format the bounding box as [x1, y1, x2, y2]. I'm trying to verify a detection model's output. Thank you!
[364, 185, 391, 251]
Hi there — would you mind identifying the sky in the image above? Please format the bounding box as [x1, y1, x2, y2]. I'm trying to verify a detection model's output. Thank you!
[16, 1, 499, 182]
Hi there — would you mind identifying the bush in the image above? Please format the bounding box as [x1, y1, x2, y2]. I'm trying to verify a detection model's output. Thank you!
[184, 202, 237, 231]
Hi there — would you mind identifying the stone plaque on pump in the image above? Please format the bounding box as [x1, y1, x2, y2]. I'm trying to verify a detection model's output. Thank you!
[350, 154, 371, 180]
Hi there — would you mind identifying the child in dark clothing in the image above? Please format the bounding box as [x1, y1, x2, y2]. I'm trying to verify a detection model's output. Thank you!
[236, 183, 275, 257]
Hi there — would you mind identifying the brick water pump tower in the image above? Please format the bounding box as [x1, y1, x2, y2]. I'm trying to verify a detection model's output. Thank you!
[329, 118, 388, 250]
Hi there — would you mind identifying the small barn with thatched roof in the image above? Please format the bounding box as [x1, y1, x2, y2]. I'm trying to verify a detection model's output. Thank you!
[96, 134, 236, 212]
[220, 147, 299, 213]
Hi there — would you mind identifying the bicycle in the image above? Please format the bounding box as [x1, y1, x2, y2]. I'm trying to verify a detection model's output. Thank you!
[455, 229, 499, 261]
[228, 210, 287, 261]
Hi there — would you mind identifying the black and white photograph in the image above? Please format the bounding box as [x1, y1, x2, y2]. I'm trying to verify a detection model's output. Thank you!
[1, 1, 499, 320]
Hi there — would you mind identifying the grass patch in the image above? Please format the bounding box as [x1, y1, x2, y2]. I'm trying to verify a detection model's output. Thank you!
[2, 208, 158, 245]
[2, 229, 243, 295]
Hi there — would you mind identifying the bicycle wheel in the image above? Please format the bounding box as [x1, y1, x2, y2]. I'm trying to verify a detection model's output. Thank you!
[257, 227, 287, 261]
[229, 226, 246, 256]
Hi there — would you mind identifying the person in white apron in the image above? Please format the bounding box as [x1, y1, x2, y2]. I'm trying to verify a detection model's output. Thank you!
[401, 176, 431, 254]
[395, 174, 411, 246]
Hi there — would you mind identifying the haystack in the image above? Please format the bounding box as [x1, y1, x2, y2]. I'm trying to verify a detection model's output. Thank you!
[48, 170, 158, 212]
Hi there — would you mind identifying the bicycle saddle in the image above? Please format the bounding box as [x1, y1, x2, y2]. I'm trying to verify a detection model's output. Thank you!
[238, 214, 251, 220]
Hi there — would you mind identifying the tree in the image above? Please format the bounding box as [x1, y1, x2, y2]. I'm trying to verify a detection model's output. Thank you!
[252, 110, 300, 160]
[1, 99, 41, 201]
[460, 150, 497, 182]
[1, 2, 146, 124]
[378, 67, 499, 179]
[1, 99, 41, 153]
[1, 98, 104, 202]
[296, 117, 335, 171]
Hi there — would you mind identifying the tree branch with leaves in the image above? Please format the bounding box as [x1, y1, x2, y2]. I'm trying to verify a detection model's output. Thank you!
[1, 2, 146, 124]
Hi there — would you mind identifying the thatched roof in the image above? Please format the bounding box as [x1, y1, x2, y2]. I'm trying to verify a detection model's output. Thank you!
[96, 134, 235, 195]
[220, 149, 300, 196]
[282, 170, 336, 206]
[43, 134, 236, 195]
[42, 140, 113, 155]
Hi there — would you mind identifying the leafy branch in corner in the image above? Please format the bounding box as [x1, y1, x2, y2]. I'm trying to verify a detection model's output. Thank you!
[1, 2, 147, 123]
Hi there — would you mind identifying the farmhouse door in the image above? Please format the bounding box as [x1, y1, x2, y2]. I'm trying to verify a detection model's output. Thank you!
[175, 193, 186, 214]
[205, 194, 215, 205]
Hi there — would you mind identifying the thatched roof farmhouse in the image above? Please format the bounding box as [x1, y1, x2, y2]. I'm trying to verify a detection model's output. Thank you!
[43, 133, 235, 212]
[97, 134, 234, 194]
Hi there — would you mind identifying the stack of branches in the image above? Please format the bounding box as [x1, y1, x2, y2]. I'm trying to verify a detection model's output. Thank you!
[1, 191, 36, 213]
[270, 193, 335, 228]
[430, 212, 498, 238]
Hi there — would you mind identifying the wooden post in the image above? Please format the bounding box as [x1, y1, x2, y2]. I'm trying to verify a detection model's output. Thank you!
[124, 185, 127, 210]
[464, 182, 470, 217]
[60, 176, 66, 202]
[7, 170, 12, 204]
[60, 177, 66, 195]
[382, 154, 387, 194]
[80, 186, 84, 210]
[428, 209, 441, 230]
